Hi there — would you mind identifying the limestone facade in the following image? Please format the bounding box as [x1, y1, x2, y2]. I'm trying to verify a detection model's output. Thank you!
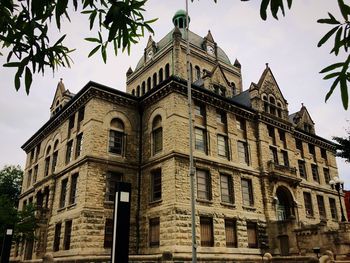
[12, 10, 349, 263]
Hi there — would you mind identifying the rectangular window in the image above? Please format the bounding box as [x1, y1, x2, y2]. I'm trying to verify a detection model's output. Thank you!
[44, 156, 50, 176]
[197, 170, 211, 201]
[195, 128, 207, 153]
[225, 219, 237, 247]
[303, 192, 313, 217]
[298, 160, 307, 179]
[309, 144, 315, 160]
[281, 150, 289, 167]
[317, 195, 326, 219]
[69, 173, 78, 205]
[311, 164, 320, 183]
[27, 169, 32, 188]
[268, 125, 275, 140]
[149, 217, 160, 247]
[216, 110, 226, 124]
[29, 149, 34, 165]
[60, 178, 68, 208]
[279, 130, 286, 147]
[241, 178, 254, 206]
[68, 115, 75, 137]
[64, 220, 72, 250]
[217, 135, 228, 158]
[52, 151, 58, 172]
[247, 222, 258, 248]
[236, 116, 245, 131]
[65, 140, 73, 164]
[33, 165, 38, 183]
[109, 130, 124, 155]
[329, 198, 338, 220]
[323, 168, 330, 184]
[238, 141, 249, 165]
[195, 103, 205, 117]
[321, 148, 327, 161]
[269, 146, 278, 164]
[35, 143, 41, 162]
[152, 127, 162, 154]
[151, 169, 162, 202]
[220, 174, 234, 204]
[200, 217, 214, 247]
[77, 107, 85, 131]
[53, 223, 61, 251]
[104, 218, 113, 248]
[295, 139, 303, 153]
[75, 133, 83, 158]
[105, 172, 123, 201]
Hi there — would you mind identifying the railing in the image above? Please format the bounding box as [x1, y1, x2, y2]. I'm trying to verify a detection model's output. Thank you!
[268, 161, 297, 175]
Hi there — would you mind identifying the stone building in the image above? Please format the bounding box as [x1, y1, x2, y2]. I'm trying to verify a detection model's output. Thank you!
[13, 10, 350, 263]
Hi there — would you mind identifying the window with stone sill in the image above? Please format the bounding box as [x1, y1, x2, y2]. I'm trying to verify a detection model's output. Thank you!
[150, 169, 162, 202]
[64, 220, 72, 250]
[281, 150, 289, 167]
[69, 173, 78, 205]
[220, 174, 234, 204]
[298, 160, 307, 179]
[75, 133, 83, 158]
[236, 116, 245, 131]
[109, 118, 125, 155]
[303, 192, 313, 217]
[317, 195, 326, 219]
[323, 168, 330, 184]
[27, 169, 32, 188]
[321, 148, 327, 161]
[59, 178, 68, 209]
[241, 178, 254, 207]
[311, 164, 320, 183]
[44, 156, 50, 177]
[65, 140, 73, 164]
[152, 115, 163, 155]
[197, 170, 211, 201]
[269, 146, 278, 164]
[216, 109, 226, 125]
[105, 171, 123, 202]
[68, 114, 75, 138]
[35, 143, 41, 162]
[77, 106, 85, 131]
[329, 198, 338, 220]
[247, 222, 258, 248]
[195, 127, 207, 153]
[149, 217, 160, 247]
[238, 141, 249, 165]
[104, 218, 113, 248]
[225, 219, 237, 247]
[33, 165, 38, 184]
[200, 217, 214, 247]
[194, 103, 205, 118]
[217, 135, 229, 158]
[53, 222, 61, 251]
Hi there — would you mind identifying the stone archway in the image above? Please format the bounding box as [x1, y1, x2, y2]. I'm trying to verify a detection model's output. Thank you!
[276, 186, 295, 221]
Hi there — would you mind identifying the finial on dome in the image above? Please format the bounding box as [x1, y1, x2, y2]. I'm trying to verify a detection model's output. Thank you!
[265, 63, 269, 68]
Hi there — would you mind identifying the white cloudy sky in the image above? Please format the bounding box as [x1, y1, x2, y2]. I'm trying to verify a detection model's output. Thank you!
[0, 1, 349, 185]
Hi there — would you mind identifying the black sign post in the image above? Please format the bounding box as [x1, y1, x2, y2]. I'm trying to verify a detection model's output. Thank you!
[111, 182, 131, 263]
[1, 227, 14, 263]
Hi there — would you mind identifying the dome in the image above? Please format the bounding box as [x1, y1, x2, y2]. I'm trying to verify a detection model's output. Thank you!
[172, 9, 190, 28]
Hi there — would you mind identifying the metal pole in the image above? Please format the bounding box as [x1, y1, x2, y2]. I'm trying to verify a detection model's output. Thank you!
[337, 185, 346, 222]
[185, 1, 197, 262]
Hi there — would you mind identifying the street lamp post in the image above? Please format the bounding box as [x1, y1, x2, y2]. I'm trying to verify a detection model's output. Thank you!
[329, 177, 347, 222]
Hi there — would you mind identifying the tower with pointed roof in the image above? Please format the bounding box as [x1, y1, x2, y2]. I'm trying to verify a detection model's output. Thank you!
[14, 10, 350, 263]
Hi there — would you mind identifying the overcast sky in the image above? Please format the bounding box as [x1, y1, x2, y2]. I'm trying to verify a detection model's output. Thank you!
[0, 1, 349, 186]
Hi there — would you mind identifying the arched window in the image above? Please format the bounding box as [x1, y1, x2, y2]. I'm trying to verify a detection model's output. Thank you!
[195, 66, 200, 81]
[52, 140, 59, 172]
[136, 86, 140, 97]
[109, 118, 125, 155]
[277, 102, 282, 118]
[152, 115, 163, 154]
[269, 96, 276, 116]
[44, 146, 51, 176]
[165, 64, 170, 79]
[276, 187, 295, 221]
[132, 89, 135, 96]
[159, 68, 163, 83]
[153, 73, 157, 88]
[147, 77, 151, 91]
[142, 81, 146, 95]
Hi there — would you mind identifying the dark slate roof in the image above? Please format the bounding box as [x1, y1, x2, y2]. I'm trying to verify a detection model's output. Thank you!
[231, 90, 251, 108]
[134, 28, 232, 71]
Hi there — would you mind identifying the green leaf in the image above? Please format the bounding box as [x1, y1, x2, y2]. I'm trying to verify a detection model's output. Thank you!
[333, 27, 343, 55]
[260, 0, 270, 20]
[325, 78, 340, 102]
[101, 44, 107, 63]
[323, 72, 341, 80]
[14, 70, 22, 91]
[3, 62, 21, 67]
[317, 26, 338, 47]
[85, 37, 100, 43]
[320, 62, 344, 73]
[338, 0, 349, 21]
[88, 45, 100, 57]
[25, 67, 32, 94]
[340, 75, 349, 109]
